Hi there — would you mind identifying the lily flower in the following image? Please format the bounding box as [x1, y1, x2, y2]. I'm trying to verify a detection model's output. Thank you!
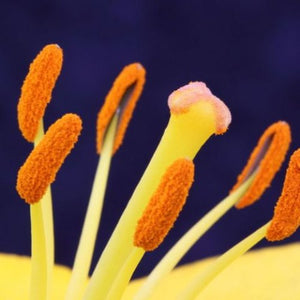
[0, 44, 298, 300]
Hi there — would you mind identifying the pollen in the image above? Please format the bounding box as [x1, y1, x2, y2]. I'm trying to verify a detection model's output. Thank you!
[168, 82, 232, 135]
[16, 114, 82, 204]
[96, 63, 146, 154]
[266, 149, 300, 241]
[134, 158, 194, 251]
[231, 121, 291, 209]
[17, 44, 63, 142]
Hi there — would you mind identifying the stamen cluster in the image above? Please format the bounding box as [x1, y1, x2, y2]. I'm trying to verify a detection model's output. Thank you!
[8, 44, 300, 300]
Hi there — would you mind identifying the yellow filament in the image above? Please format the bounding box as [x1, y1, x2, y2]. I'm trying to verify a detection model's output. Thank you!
[30, 120, 54, 300]
[30, 202, 47, 300]
[178, 222, 270, 300]
[65, 114, 118, 300]
[105, 247, 145, 300]
[42, 187, 53, 300]
[134, 172, 256, 300]
[83, 101, 217, 299]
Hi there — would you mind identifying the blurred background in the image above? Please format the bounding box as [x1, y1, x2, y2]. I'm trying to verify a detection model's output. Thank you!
[0, 0, 299, 279]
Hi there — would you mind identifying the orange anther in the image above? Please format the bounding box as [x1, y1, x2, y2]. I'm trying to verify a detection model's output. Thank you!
[17, 44, 63, 142]
[231, 121, 291, 209]
[96, 63, 145, 154]
[134, 158, 194, 251]
[16, 114, 82, 204]
[266, 149, 300, 241]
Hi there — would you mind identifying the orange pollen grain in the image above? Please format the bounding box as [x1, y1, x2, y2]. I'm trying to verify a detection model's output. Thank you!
[231, 121, 291, 209]
[134, 158, 195, 251]
[266, 149, 300, 241]
[16, 113, 82, 204]
[17, 44, 63, 142]
[96, 63, 146, 155]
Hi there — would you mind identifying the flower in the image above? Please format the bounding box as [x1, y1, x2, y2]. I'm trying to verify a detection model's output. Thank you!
[1, 44, 299, 300]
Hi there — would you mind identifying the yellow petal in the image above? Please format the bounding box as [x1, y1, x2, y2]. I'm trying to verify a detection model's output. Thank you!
[124, 243, 300, 300]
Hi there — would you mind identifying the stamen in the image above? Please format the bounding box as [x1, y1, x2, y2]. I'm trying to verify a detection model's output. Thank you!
[96, 63, 146, 154]
[17, 44, 63, 142]
[266, 149, 300, 241]
[16, 113, 82, 204]
[104, 159, 194, 300]
[66, 64, 146, 300]
[83, 82, 231, 300]
[231, 121, 291, 209]
[134, 158, 195, 251]
[17, 44, 63, 300]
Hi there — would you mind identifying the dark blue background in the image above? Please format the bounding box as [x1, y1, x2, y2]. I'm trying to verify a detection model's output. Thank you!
[0, 1, 299, 278]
